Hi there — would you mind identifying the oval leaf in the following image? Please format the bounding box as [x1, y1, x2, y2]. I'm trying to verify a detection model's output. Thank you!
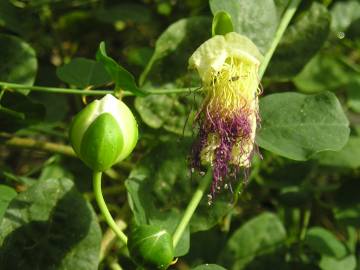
[256, 92, 350, 161]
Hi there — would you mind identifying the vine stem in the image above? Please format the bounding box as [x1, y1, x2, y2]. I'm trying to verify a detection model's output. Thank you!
[172, 173, 212, 247]
[0, 81, 198, 96]
[258, 0, 302, 79]
[93, 171, 128, 244]
[172, 0, 302, 248]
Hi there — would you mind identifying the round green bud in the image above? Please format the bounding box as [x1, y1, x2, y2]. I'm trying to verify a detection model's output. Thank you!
[128, 224, 174, 270]
[69, 94, 138, 171]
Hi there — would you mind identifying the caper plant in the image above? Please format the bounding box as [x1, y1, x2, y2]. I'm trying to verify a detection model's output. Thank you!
[1, 0, 356, 270]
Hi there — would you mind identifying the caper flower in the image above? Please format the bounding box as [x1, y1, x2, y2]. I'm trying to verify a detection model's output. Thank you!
[189, 32, 263, 195]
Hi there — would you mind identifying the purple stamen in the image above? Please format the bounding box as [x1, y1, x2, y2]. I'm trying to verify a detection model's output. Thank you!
[191, 105, 258, 197]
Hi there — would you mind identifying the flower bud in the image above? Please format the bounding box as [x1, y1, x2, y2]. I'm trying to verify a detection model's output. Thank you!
[128, 224, 174, 270]
[69, 94, 138, 171]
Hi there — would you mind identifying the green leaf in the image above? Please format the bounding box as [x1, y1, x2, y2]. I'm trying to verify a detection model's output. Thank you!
[125, 139, 232, 256]
[0, 1, 38, 36]
[0, 91, 45, 132]
[274, 0, 290, 17]
[0, 178, 101, 270]
[218, 212, 286, 270]
[305, 227, 347, 259]
[331, 0, 360, 32]
[139, 17, 211, 86]
[212, 11, 234, 36]
[319, 255, 356, 270]
[257, 92, 350, 161]
[125, 142, 191, 257]
[56, 58, 111, 88]
[347, 79, 360, 113]
[134, 93, 201, 136]
[334, 205, 360, 227]
[209, 0, 278, 54]
[0, 185, 16, 222]
[267, 3, 330, 80]
[0, 34, 37, 94]
[315, 137, 360, 169]
[95, 3, 152, 24]
[293, 54, 356, 93]
[96, 42, 146, 96]
[192, 264, 227, 270]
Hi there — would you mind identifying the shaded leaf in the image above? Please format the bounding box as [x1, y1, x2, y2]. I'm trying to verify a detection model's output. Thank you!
[125, 140, 232, 237]
[0, 34, 37, 94]
[0, 185, 16, 222]
[140, 17, 211, 86]
[0, 91, 45, 132]
[267, 3, 330, 80]
[293, 54, 355, 93]
[315, 137, 360, 169]
[331, 1, 360, 32]
[257, 92, 350, 161]
[218, 212, 286, 270]
[135, 93, 200, 136]
[96, 42, 146, 96]
[192, 264, 227, 270]
[209, 0, 278, 54]
[0, 178, 101, 270]
[347, 79, 360, 113]
[56, 58, 111, 88]
[0, 1, 38, 36]
[95, 3, 152, 24]
[305, 227, 347, 259]
[334, 205, 360, 227]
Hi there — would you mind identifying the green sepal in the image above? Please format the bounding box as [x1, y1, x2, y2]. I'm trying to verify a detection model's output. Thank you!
[212, 11, 234, 36]
[80, 113, 123, 171]
[69, 100, 99, 156]
[128, 224, 174, 270]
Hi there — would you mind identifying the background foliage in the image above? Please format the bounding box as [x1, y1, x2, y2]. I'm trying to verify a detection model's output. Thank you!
[0, 0, 360, 269]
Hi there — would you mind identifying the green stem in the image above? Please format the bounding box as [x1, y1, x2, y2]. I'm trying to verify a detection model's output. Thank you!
[0, 81, 113, 96]
[1, 133, 76, 156]
[0, 81, 198, 96]
[300, 208, 311, 241]
[258, 0, 302, 79]
[93, 171, 128, 244]
[172, 173, 212, 248]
